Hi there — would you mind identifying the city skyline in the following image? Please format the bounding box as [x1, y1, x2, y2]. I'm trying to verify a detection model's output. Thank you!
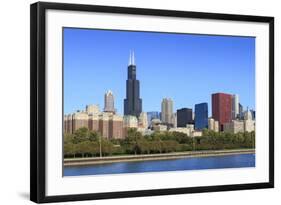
[64, 28, 255, 116]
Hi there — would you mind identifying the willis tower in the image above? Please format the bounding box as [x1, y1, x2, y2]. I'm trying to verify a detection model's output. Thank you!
[124, 51, 142, 117]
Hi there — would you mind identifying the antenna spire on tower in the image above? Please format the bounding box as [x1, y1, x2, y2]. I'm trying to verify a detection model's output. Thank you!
[128, 50, 136, 66]
[128, 50, 132, 65]
[132, 50, 135, 65]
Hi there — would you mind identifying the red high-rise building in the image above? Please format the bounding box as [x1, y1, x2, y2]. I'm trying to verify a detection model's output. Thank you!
[212, 93, 232, 131]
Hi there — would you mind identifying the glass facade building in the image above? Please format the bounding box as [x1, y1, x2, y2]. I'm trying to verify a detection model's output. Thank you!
[195, 103, 208, 130]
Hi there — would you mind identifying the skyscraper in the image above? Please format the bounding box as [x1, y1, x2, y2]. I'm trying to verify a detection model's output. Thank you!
[177, 108, 193, 127]
[161, 98, 173, 125]
[124, 51, 142, 117]
[104, 90, 115, 113]
[239, 103, 244, 119]
[212, 93, 232, 131]
[231, 94, 239, 119]
[195, 103, 208, 130]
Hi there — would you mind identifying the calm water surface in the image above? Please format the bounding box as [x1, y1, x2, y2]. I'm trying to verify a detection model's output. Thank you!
[64, 153, 255, 176]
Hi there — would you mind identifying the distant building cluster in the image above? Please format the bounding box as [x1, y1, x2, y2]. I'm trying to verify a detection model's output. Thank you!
[64, 52, 255, 139]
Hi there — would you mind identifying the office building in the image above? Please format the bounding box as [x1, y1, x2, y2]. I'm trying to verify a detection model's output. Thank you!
[195, 103, 208, 130]
[239, 103, 244, 120]
[212, 93, 232, 131]
[124, 51, 142, 117]
[177, 108, 193, 127]
[161, 98, 174, 125]
[104, 90, 115, 113]
[232, 94, 239, 119]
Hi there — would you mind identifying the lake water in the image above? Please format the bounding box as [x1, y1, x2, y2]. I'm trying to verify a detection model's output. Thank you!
[64, 153, 255, 176]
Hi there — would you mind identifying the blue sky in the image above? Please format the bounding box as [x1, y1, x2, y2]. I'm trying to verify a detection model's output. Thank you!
[63, 28, 255, 116]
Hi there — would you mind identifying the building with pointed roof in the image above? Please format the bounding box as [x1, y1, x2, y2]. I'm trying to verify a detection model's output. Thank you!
[104, 90, 115, 113]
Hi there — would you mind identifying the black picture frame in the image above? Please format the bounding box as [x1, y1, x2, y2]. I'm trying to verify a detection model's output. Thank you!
[30, 1, 274, 203]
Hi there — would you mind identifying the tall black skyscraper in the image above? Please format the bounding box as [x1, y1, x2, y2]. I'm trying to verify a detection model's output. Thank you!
[124, 51, 142, 117]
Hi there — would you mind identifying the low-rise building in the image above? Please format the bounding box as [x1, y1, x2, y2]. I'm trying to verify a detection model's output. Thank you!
[223, 118, 255, 134]
[169, 127, 190, 136]
[138, 112, 148, 128]
[153, 124, 168, 132]
[191, 131, 203, 137]
[224, 120, 244, 134]
[244, 119, 255, 132]
[169, 124, 194, 136]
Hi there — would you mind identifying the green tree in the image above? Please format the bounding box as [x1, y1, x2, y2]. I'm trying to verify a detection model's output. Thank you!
[72, 127, 90, 144]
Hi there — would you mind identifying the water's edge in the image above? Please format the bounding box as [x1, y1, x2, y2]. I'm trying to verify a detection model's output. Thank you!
[64, 149, 255, 167]
[64, 153, 255, 176]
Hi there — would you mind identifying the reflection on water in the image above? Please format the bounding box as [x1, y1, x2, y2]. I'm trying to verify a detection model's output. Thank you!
[64, 153, 255, 176]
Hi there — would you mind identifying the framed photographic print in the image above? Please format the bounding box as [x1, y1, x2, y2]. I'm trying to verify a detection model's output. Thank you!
[30, 2, 274, 203]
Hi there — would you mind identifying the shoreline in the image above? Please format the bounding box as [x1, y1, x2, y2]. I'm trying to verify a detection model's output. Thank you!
[64, 149, 255, 167]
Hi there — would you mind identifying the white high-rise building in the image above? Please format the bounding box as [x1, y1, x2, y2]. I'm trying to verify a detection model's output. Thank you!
[161, 98, 173, 124]
[232, 94, 239, 119]
[244, 108, 253, 120]
[244, 108, 255, 132]
[208, 118, 219, 132]
[104, 90, 115, 113]
[172, 113, 177, 128]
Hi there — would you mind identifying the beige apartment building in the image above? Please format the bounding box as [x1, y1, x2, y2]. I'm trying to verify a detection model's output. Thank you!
[64, 105, 124, 139]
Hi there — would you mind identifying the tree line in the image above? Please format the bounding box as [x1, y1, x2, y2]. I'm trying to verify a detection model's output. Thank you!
[64, 127, 255, 158]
